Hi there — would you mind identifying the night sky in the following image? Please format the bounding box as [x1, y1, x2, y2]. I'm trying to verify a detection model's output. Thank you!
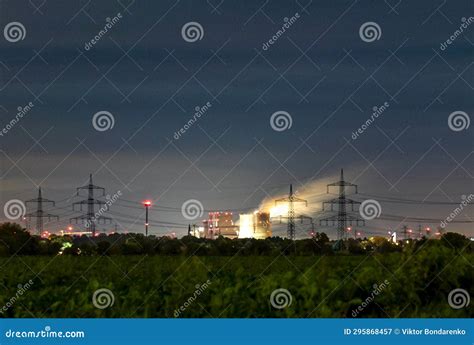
[0, 0, 472, 237]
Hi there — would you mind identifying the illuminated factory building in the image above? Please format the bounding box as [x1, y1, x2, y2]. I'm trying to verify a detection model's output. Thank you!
[202, 212, 239, 239]
[238, 212, 272, 239]
[197, 211, 272, 239]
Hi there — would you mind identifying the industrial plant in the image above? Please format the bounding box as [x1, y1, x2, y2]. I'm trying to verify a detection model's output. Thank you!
[192, 211, 272, 240]
[14, 169, 469, 241]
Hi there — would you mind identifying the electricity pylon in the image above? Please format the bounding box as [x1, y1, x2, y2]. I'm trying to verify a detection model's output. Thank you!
[275, 184, 307, 240]
[319, 169, 365, 240]
[70, 174, 112, 236]
[25, 187, 59, 235]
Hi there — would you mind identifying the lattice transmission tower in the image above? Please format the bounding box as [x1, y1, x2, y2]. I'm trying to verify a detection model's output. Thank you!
[70, 174, 112, 236]
[275, 184, 307, 240]
[25, 187, 59, 235]
[319, 169, 365, 240]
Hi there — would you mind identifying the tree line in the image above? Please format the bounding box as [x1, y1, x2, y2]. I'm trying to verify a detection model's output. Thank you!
[0, 222, 471, 257]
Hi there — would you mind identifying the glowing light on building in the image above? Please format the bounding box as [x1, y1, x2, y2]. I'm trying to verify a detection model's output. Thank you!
[238, 214, 254, 238]
[202, 211, 238, 239]
[60, 230, 92, 236]
[237, 212, 271, 239]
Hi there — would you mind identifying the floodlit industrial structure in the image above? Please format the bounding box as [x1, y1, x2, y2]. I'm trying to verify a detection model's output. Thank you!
[202, 212, 239, 239]
[238, 211, 272, 239]
[194, 211, 272, 239]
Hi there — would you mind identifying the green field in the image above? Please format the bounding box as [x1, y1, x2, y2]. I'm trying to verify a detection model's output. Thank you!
[0, 245, 472, 318]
